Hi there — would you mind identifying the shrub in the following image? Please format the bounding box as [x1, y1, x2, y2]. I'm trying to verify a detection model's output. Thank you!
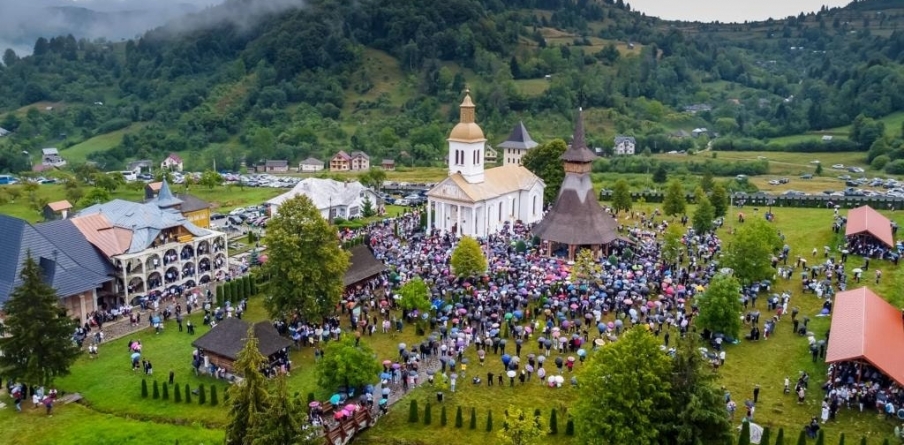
[470, 407, 477, 429]
[815, 429, 824, 445]
[216, 285, 224, 304]
[838, 433, 844, 445]
[409, 400, 419, 423]
[740, 420, 750, 445]
[872, 155, 890, 171]
[455, 406, 463, 428]
[174, 383, 182, 402]
[440, 405, 447, 426]
[760, 427, 770, 445]
[424, 402, 432, 425]
[162, 382, 169, 400]
[141, 379, 148, 398]
[210, 385, 218, 406]
[185, 384, 192, 403]
[243, 276, 252, 297]
[549, 408, 558, 435]
[486, 410, 493, 432]
[152, 380, 160, 399]
[198, 384, 206, 405]
[565, 419, 574, 436]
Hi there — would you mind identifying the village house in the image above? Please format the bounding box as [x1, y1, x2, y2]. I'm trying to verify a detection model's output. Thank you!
[41, 148, 66, 167]
[330, 151, 352, 171]
[299, 157, 325, 172]
[350, 151, 370, 171]
[257, 160, 289, 173]
[613, 136, 637, 155]
[127, 160, 153, 176]
[43, 200, 73, 221]
[381, 159, 396, 171]
[160, 153, 184, 172]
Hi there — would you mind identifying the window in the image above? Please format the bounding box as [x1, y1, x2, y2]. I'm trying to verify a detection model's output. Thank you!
[533, 195, 537, 215]
[498, 202, 502, 221]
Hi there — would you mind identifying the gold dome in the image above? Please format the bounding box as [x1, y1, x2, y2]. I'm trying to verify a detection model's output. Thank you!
[449, 122, 486, 142]
[448, 89, 486, 142]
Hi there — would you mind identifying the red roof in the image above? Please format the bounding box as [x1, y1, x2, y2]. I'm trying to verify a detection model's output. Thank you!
[826, 287, 904, 386]
[165, 153, 183, 163]
[845, 205, 894, 248]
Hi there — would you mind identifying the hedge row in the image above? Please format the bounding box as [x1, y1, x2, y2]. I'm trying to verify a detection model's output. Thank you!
[140, 379, 219, 406]
[406, 400, 573, 436]
[216, 276, 256, 305]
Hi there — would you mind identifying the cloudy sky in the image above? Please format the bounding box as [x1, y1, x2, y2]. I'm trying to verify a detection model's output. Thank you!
[628, 0, 853, 23]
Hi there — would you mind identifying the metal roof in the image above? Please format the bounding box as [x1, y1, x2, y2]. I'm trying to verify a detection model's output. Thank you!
[845, 205, 894, 248]
[153, 179, 183, 208]
[497, 121, 538, 151]
[267, 178, 373, 210]
[77, 199, 210, 253]
[0, 215, 113, 307]
[826, 287, 904, 386]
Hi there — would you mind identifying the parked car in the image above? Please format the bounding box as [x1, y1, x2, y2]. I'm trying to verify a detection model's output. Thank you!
[800, 174, 813, 179]
[832, 164, 845, 169]
[229, 207, 246, 216]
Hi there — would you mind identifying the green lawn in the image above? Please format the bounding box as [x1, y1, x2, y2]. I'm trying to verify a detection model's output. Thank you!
[768, 111, 904, 146]
[61, 124, 146, 164]
[2, 205, 904, 443]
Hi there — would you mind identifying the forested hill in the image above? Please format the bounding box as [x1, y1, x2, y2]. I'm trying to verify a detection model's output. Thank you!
[0, 0, 903, 174]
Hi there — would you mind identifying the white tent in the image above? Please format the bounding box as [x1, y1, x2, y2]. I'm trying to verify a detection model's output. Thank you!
[267, 178, 378, 220]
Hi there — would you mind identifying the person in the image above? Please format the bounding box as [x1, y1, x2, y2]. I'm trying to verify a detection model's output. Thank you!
[753, 384, 760, 403]
[821, 400, 830, 423]
[784, 376, 790, 394]
[14, 393, 22, 412]
[44, 398, 53, 416]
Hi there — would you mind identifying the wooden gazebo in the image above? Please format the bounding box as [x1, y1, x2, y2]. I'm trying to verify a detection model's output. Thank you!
[192, 318, 292, 374]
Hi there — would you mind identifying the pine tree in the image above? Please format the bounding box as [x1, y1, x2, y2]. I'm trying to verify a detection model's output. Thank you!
[815, 429, 825, 445]
[409, 400, 419, 423]
[225, 328, 272, 444]
[424, 402, 432, 425]
[533, 408, 542, 430]
[455, 406, 463, 428]
[470, 407, 477, 429]
[858, 437, 866, 445]
[549, 409, 558, 435]
[216, 284, 224, 304]
[663, 179, 687, 216]
[796, 430, 807, 445]
[243, 276, 252, 298]
[185, 384, 192, 403]
[565, 419, 574, 436]
[440, 405, 447, 426]
[486, 410, 493, 432]
[162, 382, 169, 400]
[152, 380, 160, 399]
[838, 433, 845, 445]
[141, 379, 149, 398]
[198, 383, 206, 404]
[174, 382, 182, 402]
[0, 253, 82, 387]
[210, 385, 218, 406]
[250, 375, 314, 445]
[739, 421, 750, 445]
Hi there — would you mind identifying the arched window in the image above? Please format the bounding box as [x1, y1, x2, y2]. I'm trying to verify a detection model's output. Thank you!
[498, 201, 503, 221]
[532, 195, 537, 215]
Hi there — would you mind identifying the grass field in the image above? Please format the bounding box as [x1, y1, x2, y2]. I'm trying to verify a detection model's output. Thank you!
[2, 192, 904, 443]
[768, 111, 904, 146]
[60, 125, 146, 164]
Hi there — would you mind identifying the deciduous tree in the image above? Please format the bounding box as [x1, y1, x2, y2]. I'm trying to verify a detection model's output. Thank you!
[652, 164, 668, 184]
[573, 328, 672, 445]
[451, 236, 487, 278]
[498, 406, 546, 445]
[316, 336, 381, 393]
[692, 195, 715, 234]
[710, 183, 728, 218]
[199, 170, 223, 189]
[522, 139, 567, 203]
[663, 179, 686, 216]
[397, 277, 431, 316]
[571, 249, 601, 284]
[696, 274, 743, 338]
[723, 218, 781, 285]
[661, 224, 684, 267]
[611, 179, 632, 214]
[258, 195, 350, 320]
[0, 253, 82, 387]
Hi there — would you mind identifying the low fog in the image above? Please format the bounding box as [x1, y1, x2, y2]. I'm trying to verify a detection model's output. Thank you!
[0, 0, 308, 56]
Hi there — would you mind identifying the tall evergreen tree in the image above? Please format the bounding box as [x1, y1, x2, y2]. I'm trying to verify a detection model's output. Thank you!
[251, 375, 317, 445]
[611, 179, 633, 214]
[0, 253, 81, 387]
[774, 428, 784, 445]
[226, 328, 272, 445]
[738, 421, 750, 445]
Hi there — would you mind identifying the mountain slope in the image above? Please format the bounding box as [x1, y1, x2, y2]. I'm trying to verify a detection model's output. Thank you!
[0, 0, 902, 174]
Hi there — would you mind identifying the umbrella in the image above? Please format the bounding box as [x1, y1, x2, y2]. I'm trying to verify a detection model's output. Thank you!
[577, 348, 587, 357]
[511, 356, 521, 364]
[309, 401, 321, 408]
[130, 352, 141, 360]
[382, 388, 390, 395]
[594, 339, 605, 346]
[392, 363, 401, 369]
[507, 370, 517, 378]
[382, 360, 392, 366]
[567, 356, 576, 362]
[329, 394, 341, 405]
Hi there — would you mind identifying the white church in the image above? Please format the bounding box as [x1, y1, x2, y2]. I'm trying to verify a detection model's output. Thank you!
[426, 91, 546, 237]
